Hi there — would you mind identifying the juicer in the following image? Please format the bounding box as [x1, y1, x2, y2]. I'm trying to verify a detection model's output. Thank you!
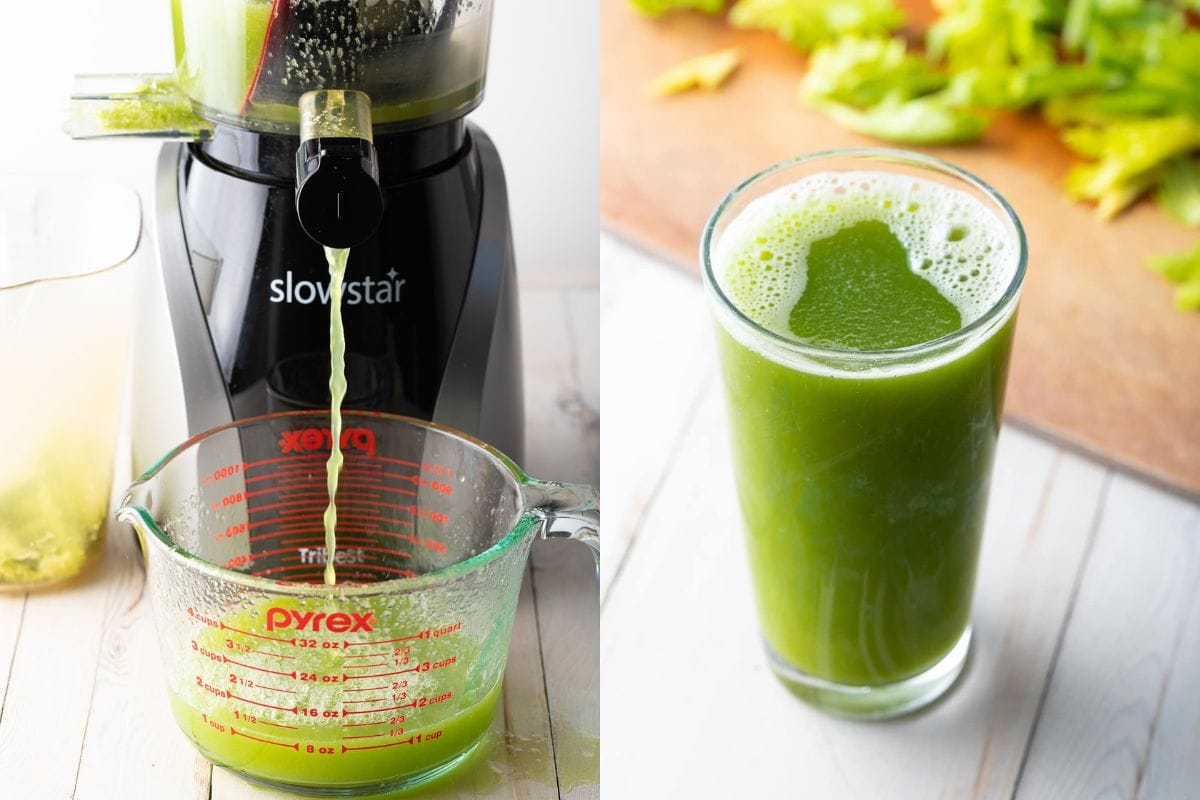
[71, 0, 523, 471]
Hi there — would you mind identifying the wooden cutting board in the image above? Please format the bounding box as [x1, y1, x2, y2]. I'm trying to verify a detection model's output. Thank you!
[600, 0, 1200, 498]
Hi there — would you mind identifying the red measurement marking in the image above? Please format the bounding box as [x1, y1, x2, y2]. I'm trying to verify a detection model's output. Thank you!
[344, 662, 388, 669]
[386, 532, 448, 555]
[253, 525, 447, 556]
[247, 564, 329, 579]
[342, 667, 418, 681]
[223, 656, 297, 679]
[247, 534, 371, 548]
[342, 720, 389, 728]
[247, 525, 386, 544]
[248, 516, 308, 531]
[230, 726, 299, 750]
[257, 520, 386, 535]
[343, 686, 388, 693]
[255, 719, 298, 731]
[249, 512, 415, 532]
[246, 488, 327, 501]
[244, 466, 384, 486]
[345, 631, 431, 647]
[253, 684, 297, 696]
[342, 703, 410, 716]
[251, 650, 296, 661]
[248, 500, 328, 516]
[251, 563, 416, 580]
[220, 622, 295, 645]
[374, 455, 420, 469]
[343, 652, 391, 660]
[245, 497, 423, 518]
[343, 732, 387, 741]
[227, 692, 297, 714]
[337, 498, 421, 513]
[223, 544, 322, 569]
[334, 482, 423, 498]
[242, 454, 327, 470]
[246, 487, 385, 502]
[343, 736, 416, 752]
[250, 533, 378, 548]
[342, 698, 386, 705]
[286, 542, 414, 561]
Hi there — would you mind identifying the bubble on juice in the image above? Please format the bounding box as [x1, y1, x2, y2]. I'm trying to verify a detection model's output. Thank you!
[713, 171, 1018, 338]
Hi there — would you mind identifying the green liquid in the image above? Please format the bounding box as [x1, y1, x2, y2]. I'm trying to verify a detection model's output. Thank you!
[787, 220, 962, 349]
[170, 680, 500, 790]
[714, 174, 1018, 687]
[170, 599, 500, 790]
[323, 247, 350, 586]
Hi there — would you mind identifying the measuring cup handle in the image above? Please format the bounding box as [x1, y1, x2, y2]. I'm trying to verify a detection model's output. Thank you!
[523, 480, 600, 571]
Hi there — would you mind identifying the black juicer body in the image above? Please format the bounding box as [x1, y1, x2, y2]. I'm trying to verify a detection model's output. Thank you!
[154, 119, 524, 461]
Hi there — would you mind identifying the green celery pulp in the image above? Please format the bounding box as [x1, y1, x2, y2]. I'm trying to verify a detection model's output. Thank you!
[715, 200, 1016, 688]
[170, 0, 488, 132]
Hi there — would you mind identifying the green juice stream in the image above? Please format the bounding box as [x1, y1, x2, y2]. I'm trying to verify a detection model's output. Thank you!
[713, 172, 1018, 687]
[323, 246, 350, 586]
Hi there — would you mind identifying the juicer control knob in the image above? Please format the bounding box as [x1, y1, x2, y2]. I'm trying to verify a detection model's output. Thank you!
[294, 137, 385, 249]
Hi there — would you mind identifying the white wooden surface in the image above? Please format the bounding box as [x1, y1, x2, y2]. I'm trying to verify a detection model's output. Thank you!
[600, 234, 1200, 799]
[0, 278, 598, 800]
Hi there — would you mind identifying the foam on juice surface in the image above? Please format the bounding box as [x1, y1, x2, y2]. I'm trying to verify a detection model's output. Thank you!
[714, 171, 1018, 344]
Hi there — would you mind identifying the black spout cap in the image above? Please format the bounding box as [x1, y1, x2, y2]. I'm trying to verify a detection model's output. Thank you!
[295, 137, 385, 249]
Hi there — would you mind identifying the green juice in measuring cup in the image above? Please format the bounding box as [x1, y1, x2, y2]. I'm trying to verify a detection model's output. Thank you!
[169, 683, 501, 788]
[169, 598, 502, 790]
[711, 170, 1019, 692]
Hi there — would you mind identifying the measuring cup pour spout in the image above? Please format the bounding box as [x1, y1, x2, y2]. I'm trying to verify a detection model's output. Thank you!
[522, 480, 600, 568]
[116, 482, 154, 551]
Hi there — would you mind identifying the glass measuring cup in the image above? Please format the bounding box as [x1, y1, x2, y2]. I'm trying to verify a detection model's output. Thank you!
[0, 175, 139, 590]
[117, 410, 598, 796]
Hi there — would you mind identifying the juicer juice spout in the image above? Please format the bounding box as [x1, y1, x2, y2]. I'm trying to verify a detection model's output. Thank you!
[67, 74, 213, 141]
[294, 89, 385, 249]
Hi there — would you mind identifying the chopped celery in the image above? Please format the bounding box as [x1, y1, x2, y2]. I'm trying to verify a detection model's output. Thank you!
[627, 0, 1200, 308]
[649, 49, 742, 95]
[1062, 116, 1200, 216]
[630, 0, 726, 16]
[800, 37, 987, 144]
[728, 0, 903, 49]
[1147, 242, 1200, 309]
[1156, 158, 1200, 227]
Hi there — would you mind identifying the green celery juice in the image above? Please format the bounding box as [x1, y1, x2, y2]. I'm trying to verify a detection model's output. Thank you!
[711, 170, 1019, 689]
[169, 681, 501, 789]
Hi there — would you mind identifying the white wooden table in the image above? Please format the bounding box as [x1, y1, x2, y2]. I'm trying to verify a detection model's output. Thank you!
[601, 234, 1200, 799]
[0, 275, 599, 800]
